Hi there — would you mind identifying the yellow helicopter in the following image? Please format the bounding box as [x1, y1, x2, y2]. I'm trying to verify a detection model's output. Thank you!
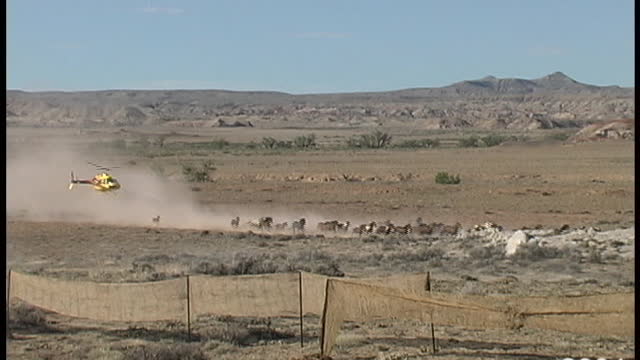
[69, 163, 122, 192]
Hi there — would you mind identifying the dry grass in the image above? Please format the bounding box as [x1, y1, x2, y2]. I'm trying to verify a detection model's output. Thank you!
[198, 322, 295, 346]
[119, 343, 208, 360]
[9, 301, 51, 330]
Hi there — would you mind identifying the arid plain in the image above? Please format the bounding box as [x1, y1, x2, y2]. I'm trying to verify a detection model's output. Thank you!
[7, 126, 635, 360]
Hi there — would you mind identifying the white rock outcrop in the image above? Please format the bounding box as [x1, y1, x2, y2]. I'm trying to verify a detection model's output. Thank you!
[505, 230, 530, 256]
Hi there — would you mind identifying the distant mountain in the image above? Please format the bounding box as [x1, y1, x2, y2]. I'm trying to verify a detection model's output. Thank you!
[388, 72, 631, 98]
[6, 73, 634, 130]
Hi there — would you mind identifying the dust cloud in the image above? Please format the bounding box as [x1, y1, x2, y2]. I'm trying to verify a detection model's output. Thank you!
[6, 141, 229, 229]
[7, 141, 329, 231]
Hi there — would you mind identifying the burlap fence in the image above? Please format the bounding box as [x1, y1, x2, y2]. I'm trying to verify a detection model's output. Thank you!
[8, 271, 186, 322]
[190, 271, 427, 318]
[7, 271, 428, 322]
[320, 279, 635, 356]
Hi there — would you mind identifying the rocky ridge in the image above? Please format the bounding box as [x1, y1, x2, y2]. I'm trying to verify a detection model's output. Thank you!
[6, 72, 634, 130]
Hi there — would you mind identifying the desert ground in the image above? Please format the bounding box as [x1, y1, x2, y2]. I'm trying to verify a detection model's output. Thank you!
[6, 126, 635, 360]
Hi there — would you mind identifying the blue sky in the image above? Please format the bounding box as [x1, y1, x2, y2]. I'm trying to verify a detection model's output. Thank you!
[7, 0, 635, 94]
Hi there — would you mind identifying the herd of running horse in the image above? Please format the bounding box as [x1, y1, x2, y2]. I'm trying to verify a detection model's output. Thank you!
[226, 216, 504, 237]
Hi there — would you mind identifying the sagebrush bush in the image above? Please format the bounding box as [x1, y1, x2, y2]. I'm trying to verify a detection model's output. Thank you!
[182, 160, 216, 183]
[459, 136, 480, 148]
[10, 301, 49, 329]
[394, 138, 440, 148]
[510, 242, 573, 265]
[261, 137, 293, 149]
[462, 244, 507, 269]
[508, 135, 530, 143]
[548, 132, 571, 141]
[481, 134, 507, 147]
[387, 247, 445, 262]
[209, 138, 229, 149]
[469, 245, 506, 261]
[435, 172, 461, 184]
[191, 251, 345, 278]
[191, 255, 279, 276]
[231, 255, 279, 275]
[193, 262, 231, 276]
[200, 321, 295, 346]
[121, 343, 207, 360]
[313, 262, 345, 277]
[346, 130, 392, 148]
[293, 134, 317, 148]
[459, 134, 507, 148]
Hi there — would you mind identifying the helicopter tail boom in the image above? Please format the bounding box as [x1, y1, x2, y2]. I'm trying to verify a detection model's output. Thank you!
[69, 171, 91, 188]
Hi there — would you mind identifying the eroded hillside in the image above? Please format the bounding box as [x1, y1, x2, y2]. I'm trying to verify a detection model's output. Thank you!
[6, 73, 634, 130]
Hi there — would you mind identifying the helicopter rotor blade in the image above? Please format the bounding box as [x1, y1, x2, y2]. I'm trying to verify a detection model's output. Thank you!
[88, 161, 120, 172]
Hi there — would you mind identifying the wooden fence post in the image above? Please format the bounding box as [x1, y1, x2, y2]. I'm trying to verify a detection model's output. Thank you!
[6, 269, 12, 340]
[319, 278, 331, 356]
[299, 271, 304, 348]
[186, 275, 191, 342]
[427, 271, 437, 353]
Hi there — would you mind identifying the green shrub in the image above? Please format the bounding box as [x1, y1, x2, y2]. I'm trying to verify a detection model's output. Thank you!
[121, 343, 207, 360]
[200, 320, 295, 346]
[261, 137, 278, 149]
[508, 135, 530, 143]
[435, 172, 461, 184]
[261, 137, 293, 149]
[10, 301, 49, 328]
[346, 130, 392, 148]
[313, 262, 345, 277]
[387, 247, 445, 262]
[510, 242, 578, 266]
[209, 138, 229, 149]
[469, 245, 506, 261]
[239, 141, 259, 150]
[150, 135, 167, 148]
[459, 134, 507, 148]
[293, 134, 317, 148]
[548, 132, 571, 141]
[394, 138, 440, 148]
[346, 136, 362, 148]
[481, 134, 507, 147]
[182, 160, 216, 182]
[459, 136, 480, 148]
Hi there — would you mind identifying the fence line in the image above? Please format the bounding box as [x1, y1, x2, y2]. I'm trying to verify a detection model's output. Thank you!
[11, 269, 630, 357]
[7, 270, 428, 323]
[319, 278, 635, 356]
[9, 271, 187, 322]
